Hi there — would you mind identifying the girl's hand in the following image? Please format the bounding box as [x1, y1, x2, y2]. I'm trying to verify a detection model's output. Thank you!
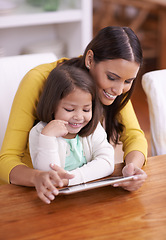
[113, 163, 147, 191]
[34, 165, 74, 204]
[41, 120, 68, 137]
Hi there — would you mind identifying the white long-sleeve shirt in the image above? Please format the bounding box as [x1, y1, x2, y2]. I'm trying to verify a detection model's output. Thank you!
[29, 122, 114, 186]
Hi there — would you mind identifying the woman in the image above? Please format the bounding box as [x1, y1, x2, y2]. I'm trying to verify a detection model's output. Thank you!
[0, 26, 147, 203]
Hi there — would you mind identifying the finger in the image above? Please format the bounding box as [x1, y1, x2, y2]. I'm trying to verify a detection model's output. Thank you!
[61, 129, 69, 137]
[37, 183, 60, 204]
[50, 164, 75, 179]
[36, 186, 52, 204]
[132, 173, 147, 181]
[137, 169, 148, 178]
[49, 170, 64, 187]
[132, 167, 146, 175]
[43, 188, 57, 201]
[113, 180, 134, 188]
[60, 170, 75, 179]
[44, 175, 61, 193]
[39, 191, 55, 204]
[113, 178, 145, 190]
[123, 164, 147, 178]
[58, 120, 68, 125]
[39, 193, 51, 204]
[123, 180, 144, 191]
[122, 163, 135, 177]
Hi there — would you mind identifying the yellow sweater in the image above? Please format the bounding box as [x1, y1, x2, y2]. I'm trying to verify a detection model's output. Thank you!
[0, 58, 147, 184]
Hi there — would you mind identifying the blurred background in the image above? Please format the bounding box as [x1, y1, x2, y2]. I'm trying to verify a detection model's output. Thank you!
[1, 0, 166, 156]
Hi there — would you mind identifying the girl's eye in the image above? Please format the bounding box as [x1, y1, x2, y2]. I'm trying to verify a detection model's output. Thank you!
[64, 108, 73, 112]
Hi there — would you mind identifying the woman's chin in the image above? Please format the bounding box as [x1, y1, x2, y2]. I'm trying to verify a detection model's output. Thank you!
[100, 97, 115, 106]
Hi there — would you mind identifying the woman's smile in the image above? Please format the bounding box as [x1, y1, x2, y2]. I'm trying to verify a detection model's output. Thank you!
[103, 90, 117, 100]
[89, 58, 140, 106]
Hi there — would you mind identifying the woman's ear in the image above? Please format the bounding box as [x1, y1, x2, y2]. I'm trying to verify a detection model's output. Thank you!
[85, 50, 94, 70]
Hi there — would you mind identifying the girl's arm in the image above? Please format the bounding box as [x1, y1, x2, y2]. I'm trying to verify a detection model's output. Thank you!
[31, 122, 114, 186]
[29, 121, 68, 171]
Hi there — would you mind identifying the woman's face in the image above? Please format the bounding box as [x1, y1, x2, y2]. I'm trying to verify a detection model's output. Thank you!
[88, 58, 140, 106]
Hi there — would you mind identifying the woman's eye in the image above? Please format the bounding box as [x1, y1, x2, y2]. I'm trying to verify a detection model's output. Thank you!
[64, 108, 73, 112]
[107, 75, 115, 81]
[125, 79, 134, 84]
[83, 109, 90, 112]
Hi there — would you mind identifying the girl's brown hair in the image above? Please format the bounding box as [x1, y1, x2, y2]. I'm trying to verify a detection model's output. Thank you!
[37, 65, 102, 137]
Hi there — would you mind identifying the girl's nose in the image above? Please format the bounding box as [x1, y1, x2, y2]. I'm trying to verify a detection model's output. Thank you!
[73, 112, 83, 121]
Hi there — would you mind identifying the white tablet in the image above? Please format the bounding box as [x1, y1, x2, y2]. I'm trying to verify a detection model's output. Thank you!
[58, 176, 134, 195]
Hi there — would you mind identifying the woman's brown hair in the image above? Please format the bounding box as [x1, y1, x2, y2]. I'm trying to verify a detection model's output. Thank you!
[62, 26, 143, 144]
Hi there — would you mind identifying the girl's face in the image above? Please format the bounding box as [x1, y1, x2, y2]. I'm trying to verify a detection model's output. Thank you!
[88, 57, 140, 106]
[54, 87, 92, 139]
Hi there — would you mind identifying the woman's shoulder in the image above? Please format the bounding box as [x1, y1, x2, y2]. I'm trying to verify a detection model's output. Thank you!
[18, 57, 69, 93]
[119, 100, 133, 115]
[27, 57, 69, 79]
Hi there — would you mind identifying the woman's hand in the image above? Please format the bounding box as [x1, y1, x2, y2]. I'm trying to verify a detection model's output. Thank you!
[34, 164, 74, 204]
[113, 163, 147, 191]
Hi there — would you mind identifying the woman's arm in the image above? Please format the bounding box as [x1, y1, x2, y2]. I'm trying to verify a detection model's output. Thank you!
[0, 62, 58, 184]
[114, 101, 148, 191]
[125, 150, 145, 168]
[119, 100, 148, 163]
[113, 151, 147, 191]
[10, 164, 74, 204]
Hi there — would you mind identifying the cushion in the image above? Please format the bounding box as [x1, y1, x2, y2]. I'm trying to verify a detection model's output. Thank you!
[0, 53, 57, 149]
[142, 69, 166, 155]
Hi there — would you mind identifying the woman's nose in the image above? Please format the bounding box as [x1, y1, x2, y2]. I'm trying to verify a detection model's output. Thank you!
[111, 82, 124, 96]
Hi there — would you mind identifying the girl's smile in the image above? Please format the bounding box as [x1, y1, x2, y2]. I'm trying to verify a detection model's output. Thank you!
[68, 122, 84, 128]
[54, 87, 92, 139]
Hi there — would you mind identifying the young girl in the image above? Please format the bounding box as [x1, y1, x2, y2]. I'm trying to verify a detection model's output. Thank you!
[29, 65, 114, 201]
